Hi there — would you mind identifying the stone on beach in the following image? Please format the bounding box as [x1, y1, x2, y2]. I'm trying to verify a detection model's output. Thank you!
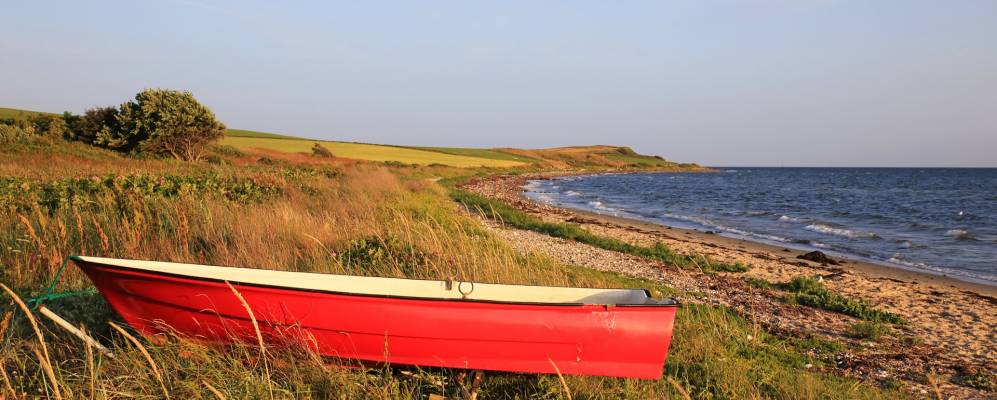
[797, 250, 840, 265]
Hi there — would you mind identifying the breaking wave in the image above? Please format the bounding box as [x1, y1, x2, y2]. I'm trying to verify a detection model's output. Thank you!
[945, 229, 975, 240]
[587, 201, 617, 213]
[805, 224, 880, 239]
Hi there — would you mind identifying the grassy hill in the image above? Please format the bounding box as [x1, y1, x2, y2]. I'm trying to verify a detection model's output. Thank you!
[221, 136, 525, 168]
[222, 129, 695, 170]
[3, 106, 695, 170]
[226, 128, 306, 140]
[0, 106, 56, 119]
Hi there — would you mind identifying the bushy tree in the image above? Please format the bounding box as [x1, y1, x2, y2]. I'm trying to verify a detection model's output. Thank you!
[90, 89, 226, 161]
[0, 124, 30, 144]
[29, 114, 68, 137]
[66, 107, 119, 144]
[312, 143, 335, 158]
[0, 114, 66, 143]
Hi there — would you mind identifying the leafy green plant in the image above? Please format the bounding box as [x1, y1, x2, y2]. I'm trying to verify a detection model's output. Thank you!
[339, 236, 432, 276]
[962, 371, 996, 391]
[0, 173, 283, 212]
[848, 321, 890, 341]
[745, 277, 775, 290]
[761, 277, 904, 323]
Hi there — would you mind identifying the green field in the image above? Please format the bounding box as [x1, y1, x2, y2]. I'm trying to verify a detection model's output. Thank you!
[226, 128, 306, 140]
[221, 136, 525, 167]
[0, 107, 54, 119]
[408, 146, 537, 163]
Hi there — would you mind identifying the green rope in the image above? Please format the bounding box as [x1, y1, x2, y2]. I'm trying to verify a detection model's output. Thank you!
[27, 255, 98, 309]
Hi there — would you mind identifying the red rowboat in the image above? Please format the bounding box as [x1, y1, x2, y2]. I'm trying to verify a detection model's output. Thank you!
[72, 256, 678, 379]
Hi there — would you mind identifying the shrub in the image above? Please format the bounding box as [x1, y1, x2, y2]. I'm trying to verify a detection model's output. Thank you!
[311, 143, 335, 158]
[777, 277, 904, 323]
[745, 277, 775, 290]
[212, 144, 245, 157]
[848, 321, 889, 341]
[383, 160, 416, 168]
[203, 154, 226, 165]
[962, 371, 996, 391]
[258, 156, 285, 166]
[339, 236, 431, 276]
[0, 124, 31, 144]
[29, 114, 68, 137]
[67, 106, 119, 144]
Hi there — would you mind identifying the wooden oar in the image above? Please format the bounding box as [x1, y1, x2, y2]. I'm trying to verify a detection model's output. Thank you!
[37, 305, 114, 357]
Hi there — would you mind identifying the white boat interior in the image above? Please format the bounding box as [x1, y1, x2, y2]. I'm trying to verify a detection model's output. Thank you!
[74, 256, 672, 306]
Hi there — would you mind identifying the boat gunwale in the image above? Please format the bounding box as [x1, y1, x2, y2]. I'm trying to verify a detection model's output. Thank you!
[71, 255, 680, 308]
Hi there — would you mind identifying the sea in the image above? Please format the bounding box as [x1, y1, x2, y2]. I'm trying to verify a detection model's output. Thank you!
[523, 168, 997, 285]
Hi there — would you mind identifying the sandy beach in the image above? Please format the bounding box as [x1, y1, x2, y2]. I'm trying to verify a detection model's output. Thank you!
[462, 172, 997, 398]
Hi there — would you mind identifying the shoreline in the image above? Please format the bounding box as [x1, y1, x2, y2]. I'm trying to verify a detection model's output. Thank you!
[523, 171, 997, 296]
[553, 199, 997, 297]
[461, 171, 997, 397]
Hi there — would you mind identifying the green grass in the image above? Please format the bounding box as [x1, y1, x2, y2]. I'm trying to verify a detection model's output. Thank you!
[0, 107, 56, 119]
[221, 136, 525, 167]
[226, 128, 306, 140]
[749, 276, 904, 323]
[409, 146, 538, 163]
[661, 304, 903, 399]
[450, 188, 750, 273]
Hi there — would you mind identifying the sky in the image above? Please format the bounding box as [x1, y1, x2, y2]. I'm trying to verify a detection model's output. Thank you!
[2, 1, 995, 167]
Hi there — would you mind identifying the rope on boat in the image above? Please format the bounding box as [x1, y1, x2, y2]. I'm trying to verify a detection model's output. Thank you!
[27, 256, 98, 310]
[18, 255, 113, 357]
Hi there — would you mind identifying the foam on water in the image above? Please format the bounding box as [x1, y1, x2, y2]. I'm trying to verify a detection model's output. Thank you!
[663, 213, 790, 243]
[804, 224, 881, 239]
[945, 229, 975, 240]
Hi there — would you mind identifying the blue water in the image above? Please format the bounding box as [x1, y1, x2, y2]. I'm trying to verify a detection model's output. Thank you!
[524, 168, 997, 285]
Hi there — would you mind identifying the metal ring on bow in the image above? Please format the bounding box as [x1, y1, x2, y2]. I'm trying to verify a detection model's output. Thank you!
[457, 281, 474, 299]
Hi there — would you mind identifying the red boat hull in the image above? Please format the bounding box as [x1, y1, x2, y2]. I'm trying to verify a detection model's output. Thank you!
[77, 259, 677, 379]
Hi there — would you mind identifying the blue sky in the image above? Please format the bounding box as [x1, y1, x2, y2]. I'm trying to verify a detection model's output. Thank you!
[2, 0, 995, 166]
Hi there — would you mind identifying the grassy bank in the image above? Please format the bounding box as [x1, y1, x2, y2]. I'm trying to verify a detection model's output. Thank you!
[449, 189, 749, 273]
[0, 138, 907, 398]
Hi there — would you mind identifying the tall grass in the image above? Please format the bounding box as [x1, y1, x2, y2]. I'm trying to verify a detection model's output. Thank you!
[0, 148, 906, 398]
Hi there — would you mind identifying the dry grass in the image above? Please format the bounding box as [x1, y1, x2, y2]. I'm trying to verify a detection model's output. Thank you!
[225, 281, 273, 400]
[0, 284, 60, 400]
[0, 145, 907, 399]
[109, 321, 169, 399]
